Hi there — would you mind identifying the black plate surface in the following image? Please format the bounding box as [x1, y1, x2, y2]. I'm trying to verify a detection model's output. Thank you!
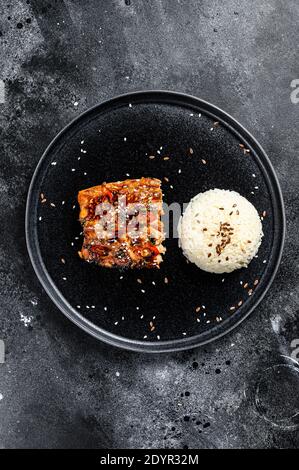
[26, 91, 285, 352]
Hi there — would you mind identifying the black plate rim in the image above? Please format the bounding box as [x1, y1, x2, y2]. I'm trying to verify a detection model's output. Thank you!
[25, 90, 286, 353]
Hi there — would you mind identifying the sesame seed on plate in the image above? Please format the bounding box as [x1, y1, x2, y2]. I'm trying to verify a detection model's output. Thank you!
[51, 162, 57, 166]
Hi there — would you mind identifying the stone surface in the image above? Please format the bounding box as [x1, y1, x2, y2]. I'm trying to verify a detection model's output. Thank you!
[0, 0, 298, 449]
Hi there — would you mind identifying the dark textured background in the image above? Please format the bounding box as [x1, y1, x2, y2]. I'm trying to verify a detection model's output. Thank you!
[0, 0, 298, 449]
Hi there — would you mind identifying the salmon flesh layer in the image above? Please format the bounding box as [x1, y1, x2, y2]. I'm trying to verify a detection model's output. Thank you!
[78, 178, 165, 268]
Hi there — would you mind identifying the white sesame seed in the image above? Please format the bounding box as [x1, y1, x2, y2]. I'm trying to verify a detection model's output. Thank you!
[74, 101, 79, 107]
[198, 113, 202, 117]
[126, 173, 130, 177]
[178, 169, 182, 174]
[252, 174, 256, 178]
[104, 306, 107, 311]
[77, 305, 81, 309]
[39, 216, 42, 221]
[136, 306, 139, 310]
[61, 201, 65, 205]
[86, 305, 90, 309]
[124, 137, 127, 141]
[51, 162, 57, 166]
[143, 335, 147, 339]
[91, 305, 95, 309]
[129, 103, 132, 108]
[116, 371, 120, 377]
[141, 289, 145, 293]
[157, 335, 160, 340]
[71, 168, 76, 172]
[182, 332, 187, 336]
[120, 276, 123, 280]
[140, 315, 144, 319]
[81, 140, 84, 145]
[84, 172, 87, 176]
[114, 321, 118, 325]
[62, 277, 67, 281]
[152, 281, 156, 285]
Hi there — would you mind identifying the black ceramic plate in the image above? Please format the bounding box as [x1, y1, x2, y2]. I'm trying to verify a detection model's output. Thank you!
[26, 91, 285, 352]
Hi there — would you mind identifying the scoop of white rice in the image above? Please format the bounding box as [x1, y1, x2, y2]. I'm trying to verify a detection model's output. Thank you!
[178, 189, 263, 274]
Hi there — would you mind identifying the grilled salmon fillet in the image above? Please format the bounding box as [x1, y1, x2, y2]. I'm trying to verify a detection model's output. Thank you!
[78, 178, 165, 268]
